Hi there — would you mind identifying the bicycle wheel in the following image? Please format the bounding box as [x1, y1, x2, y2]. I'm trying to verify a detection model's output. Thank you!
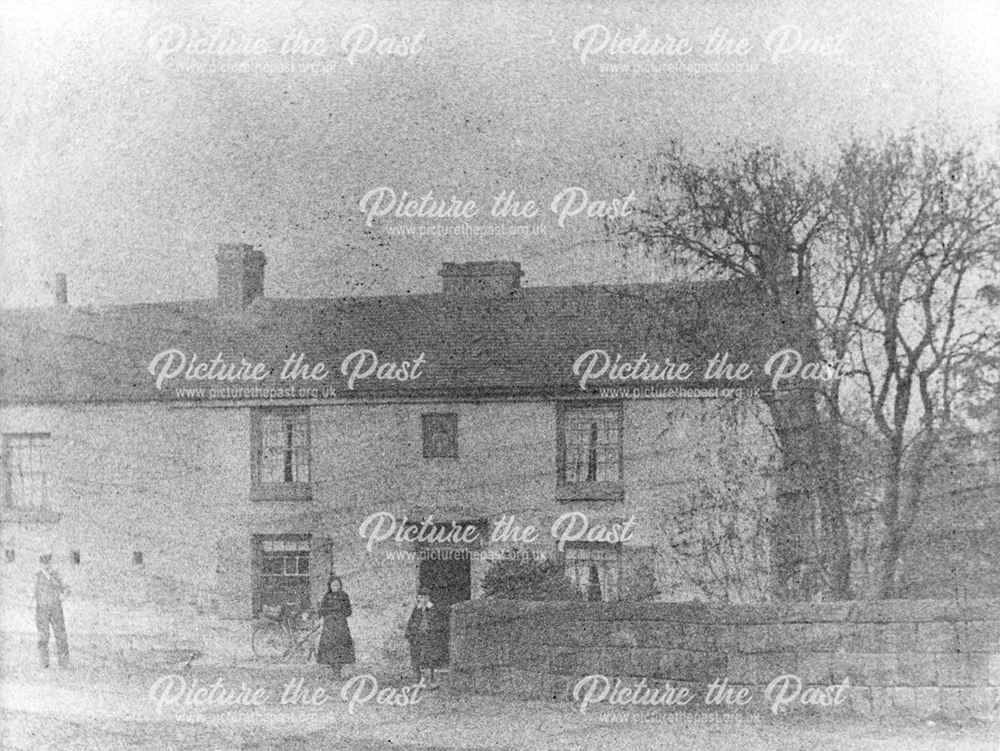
[251, 620, 287, 660]
[287, 616, 321, 662]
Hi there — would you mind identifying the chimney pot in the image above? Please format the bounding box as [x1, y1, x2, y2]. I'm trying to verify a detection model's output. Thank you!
[54, 273, 68, 305]
[216, 243, 266, 309]
[439, 261, 523, 296]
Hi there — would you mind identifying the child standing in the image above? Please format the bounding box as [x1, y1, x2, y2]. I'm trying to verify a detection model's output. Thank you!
[404, 587, 447, 685]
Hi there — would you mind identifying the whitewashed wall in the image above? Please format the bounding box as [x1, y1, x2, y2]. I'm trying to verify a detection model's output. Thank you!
[0, 396, 777, 663]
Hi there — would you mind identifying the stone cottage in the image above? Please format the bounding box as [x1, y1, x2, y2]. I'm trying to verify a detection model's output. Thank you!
[0, 244, 801, 663]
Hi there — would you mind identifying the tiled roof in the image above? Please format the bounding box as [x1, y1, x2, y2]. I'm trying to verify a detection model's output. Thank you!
[0, 280, 811, 403]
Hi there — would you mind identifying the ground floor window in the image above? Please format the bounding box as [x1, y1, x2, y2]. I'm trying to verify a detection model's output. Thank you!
[252, 535, 311, 614]
[564, 543, 622, 601]
[3, 433, 51, 510]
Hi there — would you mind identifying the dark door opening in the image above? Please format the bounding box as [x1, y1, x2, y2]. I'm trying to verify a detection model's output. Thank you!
[417, 552, 471, 664]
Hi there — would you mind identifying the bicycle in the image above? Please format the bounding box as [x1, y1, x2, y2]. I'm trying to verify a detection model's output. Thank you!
[251, 602, 322, 661]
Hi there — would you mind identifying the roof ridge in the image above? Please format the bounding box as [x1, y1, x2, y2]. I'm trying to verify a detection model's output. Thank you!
[0, 276, 759, 315]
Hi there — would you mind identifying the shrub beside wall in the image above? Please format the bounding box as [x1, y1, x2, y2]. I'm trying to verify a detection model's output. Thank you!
[481, 556, 583, 601]
[449, 599, 1000, 718]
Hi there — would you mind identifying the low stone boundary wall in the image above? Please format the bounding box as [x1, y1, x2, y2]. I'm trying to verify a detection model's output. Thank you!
[449, 599, 1000, 718]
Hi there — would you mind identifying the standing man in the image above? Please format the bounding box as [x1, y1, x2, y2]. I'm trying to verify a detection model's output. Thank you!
[35, 552, 70, 668]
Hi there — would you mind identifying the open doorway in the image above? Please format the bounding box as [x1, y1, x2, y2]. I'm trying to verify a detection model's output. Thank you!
[416, 549, 471, 665]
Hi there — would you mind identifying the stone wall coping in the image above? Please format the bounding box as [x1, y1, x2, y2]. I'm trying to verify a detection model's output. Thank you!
[451, 598, 1000, 624]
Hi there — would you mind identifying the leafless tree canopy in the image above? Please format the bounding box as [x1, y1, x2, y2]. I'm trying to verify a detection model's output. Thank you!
[620, 131, 1000, 599]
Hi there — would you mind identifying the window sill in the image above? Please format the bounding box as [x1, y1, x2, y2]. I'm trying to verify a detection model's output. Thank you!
[556, 482, 624, 502]
[0, 507, 63, 524]
[250, 484, 313, 502]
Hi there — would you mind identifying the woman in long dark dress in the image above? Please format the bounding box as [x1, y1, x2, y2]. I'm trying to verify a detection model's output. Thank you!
[316, 576, 355, 678]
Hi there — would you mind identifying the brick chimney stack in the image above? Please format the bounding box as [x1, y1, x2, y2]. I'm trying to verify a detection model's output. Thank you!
[216, 244, 266, 309]
[439, 261, 523, 296]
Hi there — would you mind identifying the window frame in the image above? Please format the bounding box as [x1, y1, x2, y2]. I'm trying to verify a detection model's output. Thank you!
[250, 409, 312, 501]
[421, 412, 459, 459]
[251, 533, 312, 616]
[555, 402, 624, 502]
[2, 432, 52, 510]
[562, 541, 624, 602]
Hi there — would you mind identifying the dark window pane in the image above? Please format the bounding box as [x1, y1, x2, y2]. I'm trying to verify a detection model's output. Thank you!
[560, 406, 621, 484]
[253, 535, 312, 614]
[259, 411, 310, 484]
[422, 413, 458, 458]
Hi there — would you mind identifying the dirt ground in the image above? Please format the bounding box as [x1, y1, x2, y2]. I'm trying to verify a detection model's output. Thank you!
[0, 646, 997, 751]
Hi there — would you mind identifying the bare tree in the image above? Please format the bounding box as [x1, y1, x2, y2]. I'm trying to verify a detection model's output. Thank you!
[620, 141, 851, 599]
[832, 133, 1000, 596]
[619, 132, 1000, 599]
[663, 400, 777, 603]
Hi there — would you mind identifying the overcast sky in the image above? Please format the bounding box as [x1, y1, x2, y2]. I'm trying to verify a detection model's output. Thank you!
[2, 0, 998, 307]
